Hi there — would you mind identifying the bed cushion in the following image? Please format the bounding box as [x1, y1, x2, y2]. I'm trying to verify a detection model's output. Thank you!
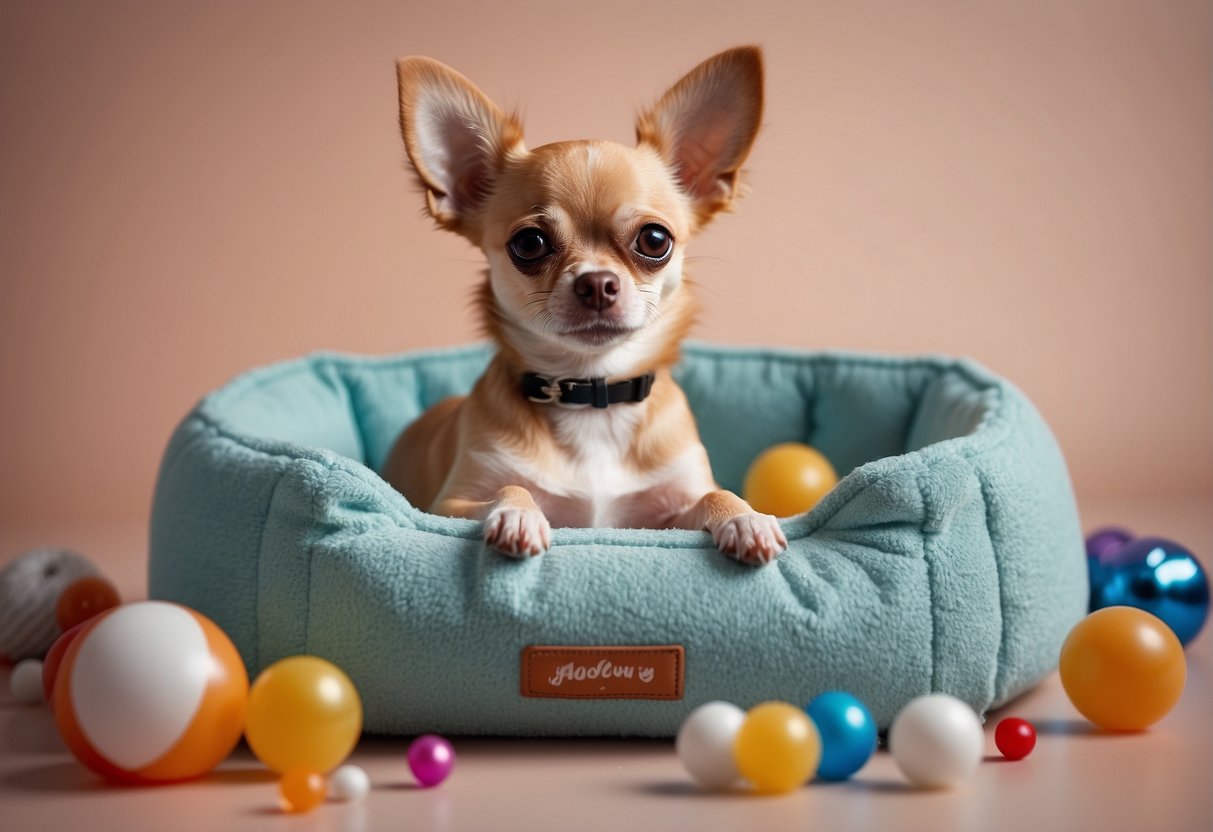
[148, 343, 1087, 736]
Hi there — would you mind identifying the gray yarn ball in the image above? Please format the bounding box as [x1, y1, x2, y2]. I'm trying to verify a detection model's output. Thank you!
[0, 547, 100, 661]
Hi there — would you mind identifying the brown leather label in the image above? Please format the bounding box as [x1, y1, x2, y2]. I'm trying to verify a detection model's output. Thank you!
[521, 645, 685, 700]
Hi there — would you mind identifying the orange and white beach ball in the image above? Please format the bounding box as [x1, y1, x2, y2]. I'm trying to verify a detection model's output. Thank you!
[52, 601, 248, 783]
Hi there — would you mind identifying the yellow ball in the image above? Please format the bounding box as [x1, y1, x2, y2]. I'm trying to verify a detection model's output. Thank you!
[733, 701, 821, 794]
[743, 443, 838, 517]
[245, 656, 363, 774]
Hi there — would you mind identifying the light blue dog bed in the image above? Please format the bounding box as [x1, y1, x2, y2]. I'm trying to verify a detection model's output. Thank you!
[148, 343, 1087, 736]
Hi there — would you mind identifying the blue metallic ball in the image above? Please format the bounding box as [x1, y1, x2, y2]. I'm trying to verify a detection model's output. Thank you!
[805, 690, 877, 781]
[1087, 555, 1112, 609]
[1092, 536, 1209, 647]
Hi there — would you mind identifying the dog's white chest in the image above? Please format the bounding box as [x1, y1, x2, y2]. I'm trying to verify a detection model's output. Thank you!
[488, 406, 706, 528]
[546, 407, 646, 526]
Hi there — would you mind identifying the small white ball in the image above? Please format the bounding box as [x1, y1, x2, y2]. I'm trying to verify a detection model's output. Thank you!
[328, 764, 370, 803]
[889, 693, 984, 788]
[10, 658, 45, 705]
[675, 701, 746, 790]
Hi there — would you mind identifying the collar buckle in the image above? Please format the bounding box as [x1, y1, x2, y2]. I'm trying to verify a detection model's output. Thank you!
[525, 376, 589, 408]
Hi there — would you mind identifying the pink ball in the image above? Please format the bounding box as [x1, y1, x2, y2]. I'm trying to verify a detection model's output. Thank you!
[407, 734, 455, 787]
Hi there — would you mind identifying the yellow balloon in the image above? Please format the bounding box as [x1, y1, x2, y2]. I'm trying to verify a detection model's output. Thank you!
[245, 656, 363, 773]
[733, 701, 821, 794]
[743, 443, 838, 517]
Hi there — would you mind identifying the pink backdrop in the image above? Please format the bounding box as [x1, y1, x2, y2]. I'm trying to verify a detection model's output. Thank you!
[1, 0, 1209, 531]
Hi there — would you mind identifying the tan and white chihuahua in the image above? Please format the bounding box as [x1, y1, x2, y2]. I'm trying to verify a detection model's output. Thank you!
[385, 46, 787, 565]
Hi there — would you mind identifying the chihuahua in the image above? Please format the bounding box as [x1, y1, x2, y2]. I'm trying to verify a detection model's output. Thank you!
[385, 46, 787, 565]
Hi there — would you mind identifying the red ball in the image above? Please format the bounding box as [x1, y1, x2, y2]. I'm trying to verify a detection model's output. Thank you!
[56, 576, 121, 631]
[994, 717, 1036, 760]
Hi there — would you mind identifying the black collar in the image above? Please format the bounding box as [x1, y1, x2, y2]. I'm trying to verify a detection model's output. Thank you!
[521, 372, 656, 409]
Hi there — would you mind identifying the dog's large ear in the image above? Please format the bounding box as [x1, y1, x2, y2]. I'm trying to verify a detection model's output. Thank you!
[396, 57, 525, 235]
[636, 47, 764, 227]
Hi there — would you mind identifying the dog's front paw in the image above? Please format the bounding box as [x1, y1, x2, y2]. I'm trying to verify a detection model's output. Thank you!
[712, 512, 787, 566]
[484, 505, 552, 558]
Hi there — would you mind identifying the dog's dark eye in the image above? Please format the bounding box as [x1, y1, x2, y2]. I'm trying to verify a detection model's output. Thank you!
[508, 228, 552, 265]
[634, 224, 673, 260]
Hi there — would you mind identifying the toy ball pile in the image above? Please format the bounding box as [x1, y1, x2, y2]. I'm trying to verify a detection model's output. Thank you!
[678, 691, 879, 794]
[3, 546, 458, 815]
[676, 691, 1047, 794]
[44, 611, 454, 810]
[677, 690, 1018, 794]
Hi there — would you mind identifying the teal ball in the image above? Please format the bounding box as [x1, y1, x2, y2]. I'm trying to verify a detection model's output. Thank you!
[805, 690, 877, 781]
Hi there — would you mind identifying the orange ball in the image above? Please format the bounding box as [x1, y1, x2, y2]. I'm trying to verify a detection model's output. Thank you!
[1059, 606, 1186, 731]
[279, 767, 326, 814]
[56, 576, 121, 631]
[743, 443, 838, 517]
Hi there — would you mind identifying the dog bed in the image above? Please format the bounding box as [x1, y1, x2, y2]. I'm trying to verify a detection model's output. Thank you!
[149, 343, 1087, 736]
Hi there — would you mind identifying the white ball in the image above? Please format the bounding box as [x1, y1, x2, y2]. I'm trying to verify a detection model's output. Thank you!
[889, 693, 984, 788]
[10, 658, 45, 705]
[675, 701, 746, 789]
[328, 764, 370, 802]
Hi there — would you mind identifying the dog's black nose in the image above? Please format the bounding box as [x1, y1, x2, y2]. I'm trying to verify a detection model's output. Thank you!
[573, 271, 620, 311]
